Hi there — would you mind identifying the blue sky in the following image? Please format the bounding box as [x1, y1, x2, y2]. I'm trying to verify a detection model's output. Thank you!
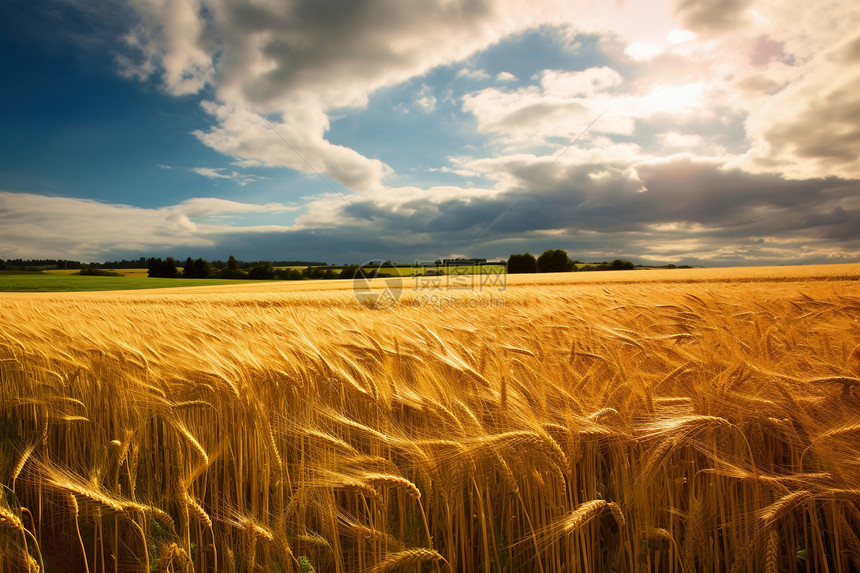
[1, 0, 859, 265]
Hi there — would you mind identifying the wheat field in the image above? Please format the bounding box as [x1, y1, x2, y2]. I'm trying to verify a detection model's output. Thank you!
[1, 265, 859, 572]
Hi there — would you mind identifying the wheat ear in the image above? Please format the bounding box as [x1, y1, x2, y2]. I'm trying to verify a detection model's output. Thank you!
[366, 548, 445, 573]
[764, 529, 779, 573]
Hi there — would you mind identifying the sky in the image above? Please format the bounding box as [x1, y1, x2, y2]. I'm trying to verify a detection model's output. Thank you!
[1, 0, 859, 266]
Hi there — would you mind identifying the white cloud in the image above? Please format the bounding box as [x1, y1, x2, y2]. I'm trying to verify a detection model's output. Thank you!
[115, 0, 860, 190]
[456, 68, 492, 81]
[120, 0, 214, 95]
[191, 167, 231, 180]
[734, 29, 860, 179]
[191, 100, 392, 192]
[176, 197, 297, 218]
[121, 0, 563, 192]
[540, 67, 623, 97]
[667, 29, 697, 44]
[190, 167, 260, 186]
[625, 42, 662, 61]
[0, 192, 295, 260]
[660, 131, 706, 149]
[461, 66, 715, 149]
[414, 84, 436, 113]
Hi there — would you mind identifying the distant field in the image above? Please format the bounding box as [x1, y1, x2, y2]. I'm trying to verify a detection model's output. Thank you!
[0, 272, 253, 291]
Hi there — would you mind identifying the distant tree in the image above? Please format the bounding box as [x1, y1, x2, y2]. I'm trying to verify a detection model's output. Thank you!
[160, 257, 181, 278]
[507, 253, 538, 273]
[182, 257, 195, 278]
[340, 265, 359, 279]
[303, 266, 324, 279]
[0, 260, 6, 271]
[147, 257, 162, 277]
[276, 268, 303, 280]
[610, 259, 635, 270]
[248, 261, 275, 280]
[221, 255, 246, 278]
[537, 249, 574, 273]
[193, 258, 211, 278]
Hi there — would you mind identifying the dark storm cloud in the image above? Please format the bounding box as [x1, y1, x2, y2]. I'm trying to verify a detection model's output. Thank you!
[327, 156, 860, 263]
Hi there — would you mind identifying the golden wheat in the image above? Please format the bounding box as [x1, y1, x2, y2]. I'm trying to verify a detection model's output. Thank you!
[366, 548, 445, 573]
[0, 265, 858, 572]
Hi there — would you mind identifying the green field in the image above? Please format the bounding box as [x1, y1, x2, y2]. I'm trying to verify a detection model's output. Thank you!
[0, 272, 255, 292]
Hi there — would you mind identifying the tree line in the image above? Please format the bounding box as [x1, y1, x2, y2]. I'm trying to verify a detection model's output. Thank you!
[3, 252, 665, 279]
[146, 256, 355, 281]
[507, 249, 636, 273]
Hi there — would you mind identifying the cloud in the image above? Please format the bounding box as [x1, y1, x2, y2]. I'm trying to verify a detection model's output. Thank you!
[737, 30, 860, 179]
[667, 29, 697, 44]
[414, 84, 437, 113]
[541, 67, 624, 97]
[190, 100, 392, 192]
[673, 0, 753, 35]
[176, 197, 297, 218]
[5, 145, 860, 265]
[190, 167, 260, 186]
[0, 192, 295, 260]
[456, 68, 492, 81]
[496, 71, 517, 82]
[120, 0, 214, 95]
[461, 66, 713, 146]
[116, 0, 859, 188]
[120, 0, 560, 192]
[287, 154, 860, 265]
[625, 42, 661, 61]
